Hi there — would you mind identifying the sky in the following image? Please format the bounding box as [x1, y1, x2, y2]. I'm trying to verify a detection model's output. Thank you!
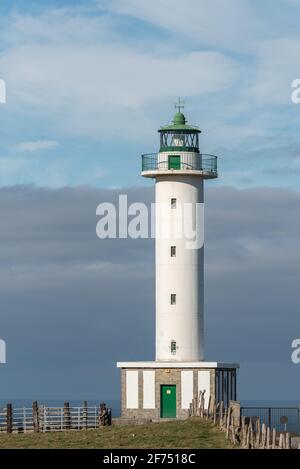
[0, 0, 300, 403]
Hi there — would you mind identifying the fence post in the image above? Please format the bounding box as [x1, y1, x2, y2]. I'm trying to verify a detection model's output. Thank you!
[213, 401, 217, 424]
[226, 407, 231, 438]
[223, 407, 227, 431]
[255, 418, 261, 449]
[99, 403, 111, 427]
[206, 396, 211, 420]
[83, 400, 88, 430]
[261, 423, 266, 449]
[94, 406, 97, 428]
[194, 394, 199, 417]
[241, 419, 245, 447]
[285, 432, 291, 450]
[107, 407, 112, 426]
[230, 415, 237, 446]
[64, 402, 71, 430]
[22, 407, 26, 433]
[241, 416, 245, 447]
[266, 426, 270, 449]
[229, 401, 241, 427]
[99, 403, 105, 427]
[211, 396, 215, 417]
[272, 427, 276, 449]
[246, 422, 250, 449]
[32, 401, 39, 433]
[6, 403, 13, 434]
[279, 433, 284, 449]
[60, 407, 63, 431]
[43, 406, 47, 432]
[219, 401, 224, 428]
[249, 419, 254, 449]
[201, 393, 205, 418]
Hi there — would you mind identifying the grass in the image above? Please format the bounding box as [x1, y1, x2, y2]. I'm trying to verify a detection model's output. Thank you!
[0, 419, 233, 449]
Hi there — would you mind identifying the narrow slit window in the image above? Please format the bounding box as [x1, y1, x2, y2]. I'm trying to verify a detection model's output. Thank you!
[171, 340, 177, 354]
[171, 294, 176, 305]
[171, 198, 177, 209]
[171, 246, 176, 257]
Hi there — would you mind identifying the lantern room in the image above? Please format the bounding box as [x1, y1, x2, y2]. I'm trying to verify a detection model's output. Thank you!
[158, 109, 201, 153]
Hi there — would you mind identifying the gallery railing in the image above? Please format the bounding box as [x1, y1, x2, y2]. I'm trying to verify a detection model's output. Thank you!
[141, 153, 218, 177]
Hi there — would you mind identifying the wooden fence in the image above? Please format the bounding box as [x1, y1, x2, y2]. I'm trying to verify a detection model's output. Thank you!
[0, 401, 112, 433]
[189, 391, 298, 449]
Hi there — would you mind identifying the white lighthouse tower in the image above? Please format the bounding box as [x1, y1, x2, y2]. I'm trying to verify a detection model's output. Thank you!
[117, 101, 239, 420]
[153, 98, 205, 363]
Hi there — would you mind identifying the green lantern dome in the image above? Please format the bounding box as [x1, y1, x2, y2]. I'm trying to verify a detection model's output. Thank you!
[172, 111, 186, 126]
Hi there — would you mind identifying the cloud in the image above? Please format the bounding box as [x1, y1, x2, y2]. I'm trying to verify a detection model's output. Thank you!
[103, 0, 259, 52]
[0, 0, 299, 192]
[0, 184, 300, 401]
[247, 37, 300, 105]
[284, 0, 300, 6]
[14, 140, 59, 152]
[0, 6, 239, 139]
[0, 1, 299, 192]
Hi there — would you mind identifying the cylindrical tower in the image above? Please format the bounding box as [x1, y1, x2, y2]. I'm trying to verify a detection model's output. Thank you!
[142, 102, 218, 363]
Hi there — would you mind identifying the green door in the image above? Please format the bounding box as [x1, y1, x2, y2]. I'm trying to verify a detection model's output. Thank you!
[168, 155, 180, 170]
[161, 385, 176, 418]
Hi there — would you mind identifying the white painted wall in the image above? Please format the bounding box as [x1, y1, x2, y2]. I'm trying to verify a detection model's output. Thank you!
[126, 370, 139, 409]
[198, 370, 210, 409]
[181, 370, 194, 409]
[155, 173, 204, 361]
[143, 370, 155, 409]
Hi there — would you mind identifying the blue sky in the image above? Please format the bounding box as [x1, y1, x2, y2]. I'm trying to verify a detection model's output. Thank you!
[1, 0, 300, 189]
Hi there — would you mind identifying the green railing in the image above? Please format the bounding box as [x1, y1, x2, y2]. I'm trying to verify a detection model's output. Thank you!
[141, 153, 218, 177]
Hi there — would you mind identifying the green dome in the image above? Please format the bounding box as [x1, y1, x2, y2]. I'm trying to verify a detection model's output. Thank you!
[172, 112, 186, 126]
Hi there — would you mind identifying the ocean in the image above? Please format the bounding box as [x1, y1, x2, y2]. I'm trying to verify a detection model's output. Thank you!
[0, 398, 299, 419]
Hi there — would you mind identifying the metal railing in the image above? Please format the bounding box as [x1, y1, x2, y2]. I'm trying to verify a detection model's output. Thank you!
[0, 403, 112, 433]
[39, 406, 99, 432]
[141, 153, 218, 177]
[241, 407, 300, 435]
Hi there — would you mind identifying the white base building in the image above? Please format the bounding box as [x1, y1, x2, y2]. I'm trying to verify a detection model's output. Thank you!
[117, 362, 238, 420]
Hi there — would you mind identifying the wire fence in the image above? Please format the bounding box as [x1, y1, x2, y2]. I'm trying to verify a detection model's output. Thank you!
[241, 406, 300, 435]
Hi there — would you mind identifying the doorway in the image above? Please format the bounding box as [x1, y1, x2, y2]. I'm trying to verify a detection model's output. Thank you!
[160, 385, 176, 418]
[168, 155, 181, 170]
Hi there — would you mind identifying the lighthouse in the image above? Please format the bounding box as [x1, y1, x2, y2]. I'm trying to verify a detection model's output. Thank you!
[117, 101, 239, 420]
[154, 98, 206, 363]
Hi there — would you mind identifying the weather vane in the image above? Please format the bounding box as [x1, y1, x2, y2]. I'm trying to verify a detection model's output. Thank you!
[174, 97, 185, 113]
